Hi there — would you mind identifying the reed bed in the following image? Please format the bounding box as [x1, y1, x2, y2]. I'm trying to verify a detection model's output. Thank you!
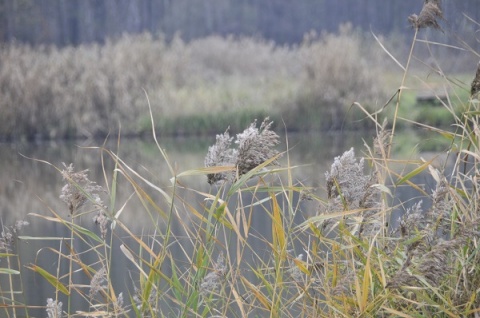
[0, 26, 387, 141]
[2, 3, 480, 318]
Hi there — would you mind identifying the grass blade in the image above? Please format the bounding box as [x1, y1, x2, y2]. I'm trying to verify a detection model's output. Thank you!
[26, 264, 70, 295]
[395, 159, 433, 186]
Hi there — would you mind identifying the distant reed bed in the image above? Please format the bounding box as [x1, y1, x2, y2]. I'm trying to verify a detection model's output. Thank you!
[0, 26, 385, 141]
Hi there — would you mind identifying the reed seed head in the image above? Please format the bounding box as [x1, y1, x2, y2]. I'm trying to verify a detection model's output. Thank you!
[89, 266, 108, 299]
[425, 0, 442, 11]
[205, 118, 280, 184]
[92, 211, 109, 239]
[235, 118, 280, 176]
[0, 229, 12, 252]
[0, 220, 29, 252]
[373, 119, 391, 157]
[399, 201, 425, 237]
[200, 252, 227, 296]
[113, 292, 125, 314]
[59, 163, 105, 215]
[205, 128, 237, 184]
[46, 298, 63, 318]
[325, 148, 369, 206]
[409, 1, 444, 31]
[471, 61, 480, 98]
[133, 286, 157, 315]
[321, 147, 382, 236]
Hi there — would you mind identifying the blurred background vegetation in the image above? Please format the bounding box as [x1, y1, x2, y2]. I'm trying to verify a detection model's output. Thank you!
[0, 1, 478, 140]
[2, 1, 480, 46]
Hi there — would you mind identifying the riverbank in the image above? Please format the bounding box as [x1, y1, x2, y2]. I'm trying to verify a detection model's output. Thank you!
[1, 26, 391, 141]
[2, 26, 472, 142]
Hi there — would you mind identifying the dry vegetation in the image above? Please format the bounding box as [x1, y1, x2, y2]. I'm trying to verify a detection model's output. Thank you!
[0, 25, 386, 140]
[2, 2, 480, 317]
[285, 24, 387, 130]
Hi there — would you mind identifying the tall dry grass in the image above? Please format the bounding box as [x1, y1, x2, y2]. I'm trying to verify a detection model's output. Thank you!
[0, 27, 386, 140]
[284, 24, 387, 130]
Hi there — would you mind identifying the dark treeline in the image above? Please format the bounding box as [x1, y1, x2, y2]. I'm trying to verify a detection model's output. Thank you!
[1, 0, 480, 46]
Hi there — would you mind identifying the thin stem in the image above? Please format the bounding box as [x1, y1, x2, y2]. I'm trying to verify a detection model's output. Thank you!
[7, 256, 14, 318]
[389, 27, 418, 158]
[67, 220, 74, 317]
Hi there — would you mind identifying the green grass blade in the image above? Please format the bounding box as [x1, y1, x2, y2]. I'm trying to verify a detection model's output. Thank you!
[169, 256, 185, 302]
[70, 222, 104, 244]
[395, 159, 433, 186]
[26, 264, 70, 295]
[0, 268, 20, 275]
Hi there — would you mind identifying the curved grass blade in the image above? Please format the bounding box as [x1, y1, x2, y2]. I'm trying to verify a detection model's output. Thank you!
[28, 213, 104, 243]
[241, 276, 271, 311]
[395, 159, 433, 186]
[26, 264, 70, 295]
[173, 165, 236, 182]
[228, 153, 282, 197]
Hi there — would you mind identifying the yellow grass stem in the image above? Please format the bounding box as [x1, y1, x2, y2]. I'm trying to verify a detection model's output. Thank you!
[390, 27, 418, 158]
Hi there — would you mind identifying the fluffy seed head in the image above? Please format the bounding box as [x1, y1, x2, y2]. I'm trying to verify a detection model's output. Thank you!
[59, 163, 105, 215]
[409, 1, 444, 31]
[205, 118, 280, 184]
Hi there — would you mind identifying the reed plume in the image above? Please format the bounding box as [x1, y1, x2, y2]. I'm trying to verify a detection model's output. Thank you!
[200, 252, 227, 296]
[471, 61, 480, 98]
[59, 163, 105, 215]
[205, 118, 280, 184]
[46, 298, 63, 318]
[408, 0, 444, 31]
[0, 220, 28, 252]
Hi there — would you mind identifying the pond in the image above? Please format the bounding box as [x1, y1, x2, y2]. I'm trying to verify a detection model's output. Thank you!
[0, 130, 450, 317]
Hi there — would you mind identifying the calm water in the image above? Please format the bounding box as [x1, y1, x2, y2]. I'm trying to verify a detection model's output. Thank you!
[0, 131, 449, 317]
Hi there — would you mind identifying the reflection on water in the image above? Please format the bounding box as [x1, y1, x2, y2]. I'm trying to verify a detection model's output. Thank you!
[0, 131, 450, 316]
